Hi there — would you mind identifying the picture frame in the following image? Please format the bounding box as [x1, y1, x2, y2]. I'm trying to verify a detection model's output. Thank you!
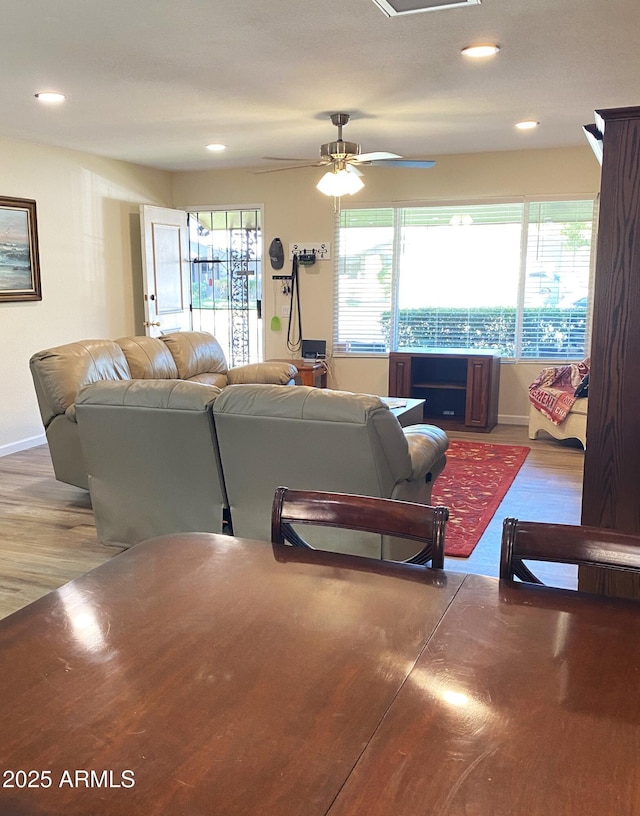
[0, 196, 41, 302]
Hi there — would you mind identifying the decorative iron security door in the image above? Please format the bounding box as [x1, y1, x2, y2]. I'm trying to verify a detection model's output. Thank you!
[188, 208, 263, 366]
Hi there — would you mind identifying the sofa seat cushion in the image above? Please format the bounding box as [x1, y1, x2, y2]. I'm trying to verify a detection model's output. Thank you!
[161, 331, 228, 380]
[116, 336, 179, 379]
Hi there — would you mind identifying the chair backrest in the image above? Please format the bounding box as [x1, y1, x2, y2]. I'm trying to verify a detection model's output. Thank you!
[75, 379, 227, 548]
[271, 487, 448, 568]
[500, 517, 640, 584]
[212, 383, 424, 559]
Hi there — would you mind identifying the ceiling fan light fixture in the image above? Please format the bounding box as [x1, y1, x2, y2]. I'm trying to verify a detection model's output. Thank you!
[316, 167, 364, 197]
[461, 43, 500, 58]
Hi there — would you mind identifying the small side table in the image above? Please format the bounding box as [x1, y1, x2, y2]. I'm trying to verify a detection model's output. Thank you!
[271, 359, 328, 388]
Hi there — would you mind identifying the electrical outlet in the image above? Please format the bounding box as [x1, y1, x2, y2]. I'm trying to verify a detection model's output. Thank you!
[281, 305, 290, 318]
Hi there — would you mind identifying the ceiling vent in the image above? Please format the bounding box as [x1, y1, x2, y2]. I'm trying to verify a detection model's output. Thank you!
[371, 0, 480, 15]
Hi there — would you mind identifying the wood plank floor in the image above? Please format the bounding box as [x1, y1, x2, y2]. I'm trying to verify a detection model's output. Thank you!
[0, 426, 584, 620]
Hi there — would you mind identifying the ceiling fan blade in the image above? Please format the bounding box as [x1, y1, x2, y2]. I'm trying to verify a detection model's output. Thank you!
[363, 159, 436, 168]
[252, 161, 324, 174]
[262, 156, 315, 162]
[345, 164, 363, 177]
[352, 151, 402, 163]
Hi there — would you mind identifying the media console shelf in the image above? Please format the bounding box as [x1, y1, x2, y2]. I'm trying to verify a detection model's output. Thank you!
[388, 348, 500, 432]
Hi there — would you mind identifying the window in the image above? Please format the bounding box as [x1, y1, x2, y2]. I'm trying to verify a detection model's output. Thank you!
[334, 198, 596, 360]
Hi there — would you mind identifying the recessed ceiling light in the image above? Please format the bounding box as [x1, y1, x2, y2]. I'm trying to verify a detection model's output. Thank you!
[35, 92, 66, 103]
[515, 120, 540, 130]
[206, 143, 226, 152]
[461, 44, 500, 58]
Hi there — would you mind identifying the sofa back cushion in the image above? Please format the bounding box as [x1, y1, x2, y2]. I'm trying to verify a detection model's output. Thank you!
[29, 339, 131, 427]
[116, 336, 179, 379]
[161, 331, 228, 382]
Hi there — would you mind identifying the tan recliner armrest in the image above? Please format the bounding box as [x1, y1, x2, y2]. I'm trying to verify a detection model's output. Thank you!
[403, 425, 449, 481]
[227, 362, 298, 385]
[29, 339, 131, 427]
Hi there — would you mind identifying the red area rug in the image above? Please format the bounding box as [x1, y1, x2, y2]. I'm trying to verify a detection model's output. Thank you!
[431, 440, 530, 558]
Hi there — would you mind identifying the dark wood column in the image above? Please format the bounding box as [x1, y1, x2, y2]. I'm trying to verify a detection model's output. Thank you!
[580, 106, 640, 598]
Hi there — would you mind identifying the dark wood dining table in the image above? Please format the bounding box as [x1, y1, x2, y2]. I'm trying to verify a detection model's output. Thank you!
[1, 533, 639, 816]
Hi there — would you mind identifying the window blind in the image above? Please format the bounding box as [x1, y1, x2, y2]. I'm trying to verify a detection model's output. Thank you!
[333, 208, 393, 353]
[334, 198, 595, 361]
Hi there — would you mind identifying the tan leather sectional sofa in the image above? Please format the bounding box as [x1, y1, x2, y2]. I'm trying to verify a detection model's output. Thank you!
[29, 331, 297, 489]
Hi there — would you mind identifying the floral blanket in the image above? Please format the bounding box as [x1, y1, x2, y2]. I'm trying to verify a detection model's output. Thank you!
[528, 359, 590, 426]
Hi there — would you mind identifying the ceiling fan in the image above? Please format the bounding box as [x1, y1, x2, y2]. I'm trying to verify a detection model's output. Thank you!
[258, 112, 435, 196]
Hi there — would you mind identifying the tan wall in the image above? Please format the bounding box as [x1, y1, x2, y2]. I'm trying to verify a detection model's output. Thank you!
[172, 146, 601, 421]
[1, 136, 172, 453]
[2, 141, 600, 452]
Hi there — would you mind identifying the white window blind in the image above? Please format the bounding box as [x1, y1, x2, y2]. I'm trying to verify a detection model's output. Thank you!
[334, 198, 596, 360]
[520, 200, 595, 358]
[334, 208, 394, 353]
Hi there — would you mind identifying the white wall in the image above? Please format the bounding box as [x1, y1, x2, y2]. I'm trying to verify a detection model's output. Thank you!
[172, 146, 601, 422]
[0, 137, 171, 454]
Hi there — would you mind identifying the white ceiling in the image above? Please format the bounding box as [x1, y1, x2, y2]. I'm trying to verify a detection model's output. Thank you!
[2, 0, 638, 172]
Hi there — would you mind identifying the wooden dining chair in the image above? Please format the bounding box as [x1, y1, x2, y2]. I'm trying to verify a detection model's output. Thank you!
[271, 487, 449, 568]
[500, 517, 640, 584]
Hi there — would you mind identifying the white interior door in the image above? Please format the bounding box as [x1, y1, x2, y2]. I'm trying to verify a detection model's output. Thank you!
[140, 205, 192, 336]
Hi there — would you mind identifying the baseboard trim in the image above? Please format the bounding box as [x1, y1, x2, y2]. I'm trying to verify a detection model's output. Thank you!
[498, 414, 528, 426]
[0, 433, 47, 458]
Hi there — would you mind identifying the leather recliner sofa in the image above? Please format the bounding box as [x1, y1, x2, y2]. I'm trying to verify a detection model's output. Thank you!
[212, 384, 448, 560]
[74, 380, 449, 561]
[29, 332, 297, 489]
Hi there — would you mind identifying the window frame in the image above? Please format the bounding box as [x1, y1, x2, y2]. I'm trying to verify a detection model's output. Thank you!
[332, 195, 597, 363]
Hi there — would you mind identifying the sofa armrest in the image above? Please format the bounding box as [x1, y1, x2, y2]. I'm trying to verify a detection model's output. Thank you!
[403, 424, 449, 481]
[227, 361, 298, 385]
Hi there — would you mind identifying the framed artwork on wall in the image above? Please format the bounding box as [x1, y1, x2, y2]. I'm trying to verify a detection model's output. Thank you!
[0, 196, 41, 302]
